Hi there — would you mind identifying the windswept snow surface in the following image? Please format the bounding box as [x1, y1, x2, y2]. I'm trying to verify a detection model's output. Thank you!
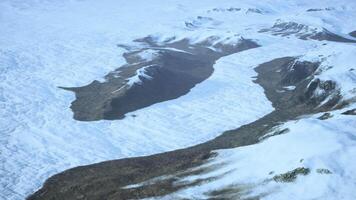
[165, 107, 356, 200]
[1, 0, 356, 199]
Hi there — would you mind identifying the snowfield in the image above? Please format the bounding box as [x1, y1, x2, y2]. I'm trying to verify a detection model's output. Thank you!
[1, 0, 356, 199]
[159, 107, 356, 200]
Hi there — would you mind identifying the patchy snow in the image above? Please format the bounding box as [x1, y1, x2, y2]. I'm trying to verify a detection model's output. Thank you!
[299, 44, 356, 100]
[126, 65, 154, 87]
[136, 49, 160, 62]
[283, 86, 296, 91]
[164, 106, 356, 200]
[151, 47, 193, 54]
[1, 0, 356, 199]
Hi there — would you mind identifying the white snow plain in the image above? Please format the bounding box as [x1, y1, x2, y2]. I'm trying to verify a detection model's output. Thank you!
[1, 0, 356, 199]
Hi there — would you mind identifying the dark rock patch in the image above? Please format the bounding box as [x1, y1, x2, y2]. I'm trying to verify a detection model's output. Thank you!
[259, 22, 317, 38]
[208, 7, 241, 13]
[310, 29, 356, 43]
[307, 8, 323, 12]
[273, 167, 310, 182]
[260, 128, 289, 141]
[306, 7, 334, 12]
[246, 8, 263, 14]
[104, 52, 215, 120]
[316, 168, 332, 174]
[342, 108, 356, 115]
[64, 37, 259, 121]
[299, 78, 342, 108]
[281, 60, 319, 85]
[260, 22, 356, 43]
[318, 112, 333, 120]
[185, 16, 215, 29]
[349, 31, 356, 38]
[206, 185, 263, 200]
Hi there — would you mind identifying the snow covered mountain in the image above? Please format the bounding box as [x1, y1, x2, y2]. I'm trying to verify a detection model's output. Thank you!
[0, 0, 355, 199]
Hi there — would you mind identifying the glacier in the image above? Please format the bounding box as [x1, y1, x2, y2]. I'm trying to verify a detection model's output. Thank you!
[1, 0, 356, 199]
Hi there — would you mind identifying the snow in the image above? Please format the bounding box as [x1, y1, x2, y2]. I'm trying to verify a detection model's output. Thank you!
[298, 43, 356, 100]
[136, 49, 160, 62]
[283, 86, 296, 91]
[1, 0, 356, 199]
[1, 46, 274, 199]
[160, 107, 356, 200]
[126, 65, 154, 87]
